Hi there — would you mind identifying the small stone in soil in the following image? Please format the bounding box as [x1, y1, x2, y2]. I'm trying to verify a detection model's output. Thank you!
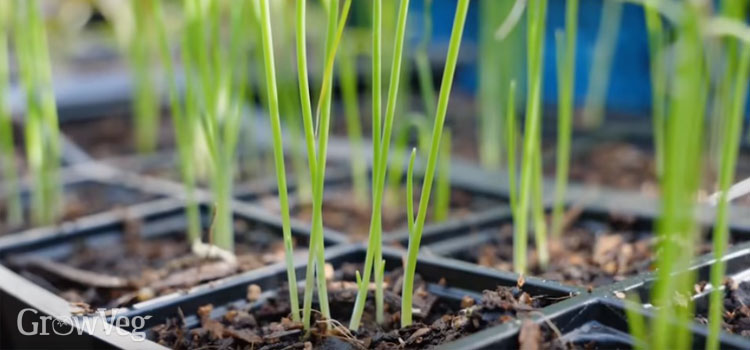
[247, 284, 262, 302]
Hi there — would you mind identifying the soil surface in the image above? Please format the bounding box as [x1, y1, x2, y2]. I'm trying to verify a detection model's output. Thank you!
[61, 112, 175, 159]
[561, 142, 658, 193]
[696, 279, 750, 337]
[546, 141, 750, 205]
[0, 182, 158, 235]
[6, 219, 296, 309]
[153, 263, 563, 349]
[456, 210, 654, 288]
[105, 151, 321, 191]
[284, 186, 503, 239]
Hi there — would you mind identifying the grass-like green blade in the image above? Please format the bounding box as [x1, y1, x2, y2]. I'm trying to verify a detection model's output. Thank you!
[0, 1, 21, 226]
[14, 0, 62, 226]
[707, 41, 750, 350]
[349, 0, 411, 329]
[651, 4, 705, 348]
[551, 0, 578, 238]
[338, 33, 368, 204]
[129, 0, 159, 154]
[513, 0, 547, 274]
[153, 0, 201, 243]
[258, 0, 303, 323]
[581, 0, 622, 128]
[401, 0, 470, 327]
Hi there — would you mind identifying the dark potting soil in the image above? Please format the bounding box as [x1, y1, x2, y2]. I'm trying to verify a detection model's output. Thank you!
[552, 142, 658, 193]
[549, 141, 750, 206]
[5, 219, 298, 309]
[286, 186, 503, 239]
[105, 151, 312, 190]
[0, 181, 159, 235]
[454, 209, 654, 288]
[61, 112, 175, 159]
[153, 263, 563, 349]
[696, 279, 750, 337]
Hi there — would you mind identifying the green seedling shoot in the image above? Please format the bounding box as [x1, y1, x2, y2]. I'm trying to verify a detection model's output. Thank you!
[551, 0, 579, 238]
[707, 36, 750, 350]
[152, 0, 201, 245]
[338, 32, 368, 205]
[13, 0, 62, 226]
[401, 0, 470, 327]
[349, 0, 411, 330]
[0, 0, 21, 227]
[581, 0, 622, 128]
[129, 0, 160, 154]
[292, 0, 353, 329]
[513, 0, 548, 274]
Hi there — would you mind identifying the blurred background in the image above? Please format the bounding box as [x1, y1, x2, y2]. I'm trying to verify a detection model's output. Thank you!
[4, 0, 748, 197]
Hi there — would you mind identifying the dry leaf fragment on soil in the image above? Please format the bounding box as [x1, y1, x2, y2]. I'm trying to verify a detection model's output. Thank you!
[519, 319, 542, 350]
[152, 260, 237, 290]
[23, 257, 130, 288]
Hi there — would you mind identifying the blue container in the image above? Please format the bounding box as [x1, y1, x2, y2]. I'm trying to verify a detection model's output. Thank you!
[410, 0, 653, 117]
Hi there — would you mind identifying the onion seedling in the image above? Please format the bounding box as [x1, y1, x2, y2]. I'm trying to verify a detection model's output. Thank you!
[258, 0, 306, 323]
[506, 80, 517, 212]
[413, 0, 449, 223]
[531, 126, 547, 267]
[581, 0, 622, 129]
[152, 0, 202, 245]
[401, 0, 470, 327]
[384, 113, 429, 212]
[652, 6, 706, 347]
[13, 0, 62, 226]
[477, 0, 504, 171]
[338, 33, 368, 205]
[350, 0, 411, 330]
[291, 0, 353, 329]
[644, 0, 666, 179]
[707, 39, 750, 350]
[551, 0, 579, 238]
[513, 0, 548, 274]
[433, 129, 451, 222]
[129, 0, 159, 154]
[480, 0, 524, 171]
[708, 1, 745, 168]
[181, 0, 244, 253]
[276, 0, 312, 203]
[415, 0, 436, 120]
[626, 2, 707, 348]
[0, 0, 21, 227]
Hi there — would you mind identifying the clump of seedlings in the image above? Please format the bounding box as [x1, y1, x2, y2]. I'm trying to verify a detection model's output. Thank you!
[13, 0, 62, 226]
[0, 0, 21, 228]
[399, 0, 470, 327]
[478, 0, 523, 171]
[350, 0, 412, 329]
[581, 0, 622, 128]
[624, 1, 750, 349]
[338, 23, 368, 206]
[15, 0, 750, 348]
[551, 0, 579, 238]
[153, 2, 503, 344]
[128, 0, 161, 154]
[512, 0, 549, 274]
[262, 0, 482, 343]
[152, 0, 201, 243]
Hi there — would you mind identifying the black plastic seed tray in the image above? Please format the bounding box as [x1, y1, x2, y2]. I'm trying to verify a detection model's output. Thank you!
[106, 243, 578, 348]
[0, 165, 168, 239]
[0, 196, 349, 349]
[235, 162, 511, 244]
